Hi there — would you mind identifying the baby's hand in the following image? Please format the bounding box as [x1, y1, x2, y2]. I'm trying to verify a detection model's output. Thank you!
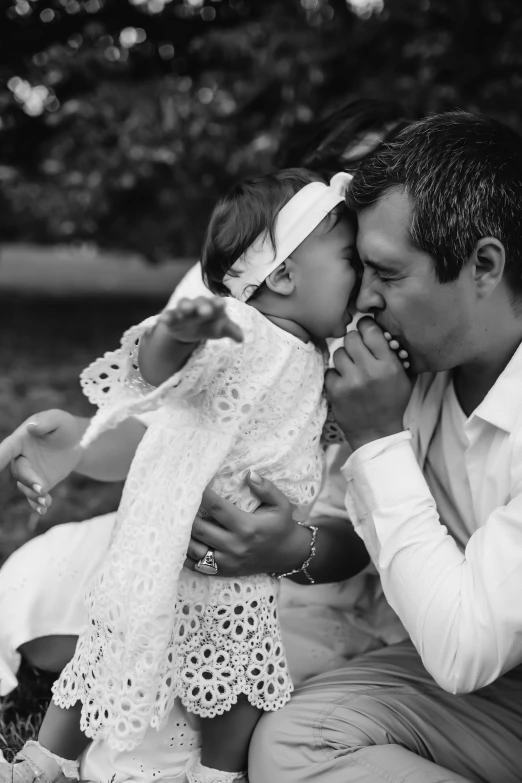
[383, 332, 410, 371]
[159, 297, 244, 345]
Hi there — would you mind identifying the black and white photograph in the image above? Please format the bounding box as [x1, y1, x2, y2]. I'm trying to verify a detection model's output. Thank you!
[0, 0, 522, 780]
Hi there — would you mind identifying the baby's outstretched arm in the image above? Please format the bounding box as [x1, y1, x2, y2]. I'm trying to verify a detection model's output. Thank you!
[138, 296, 243, 387]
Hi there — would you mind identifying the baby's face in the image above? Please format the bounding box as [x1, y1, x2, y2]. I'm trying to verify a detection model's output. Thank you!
[292, 212, 358, 339]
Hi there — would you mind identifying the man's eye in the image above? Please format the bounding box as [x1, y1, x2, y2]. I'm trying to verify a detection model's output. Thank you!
[373, 269, 397, 283]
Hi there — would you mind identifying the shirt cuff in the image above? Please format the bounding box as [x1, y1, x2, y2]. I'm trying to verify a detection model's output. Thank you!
[340, 431, 430, 527]
[343, 431, 412, 475]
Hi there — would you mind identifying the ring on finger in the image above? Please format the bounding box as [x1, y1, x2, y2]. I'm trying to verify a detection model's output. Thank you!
[194, 548, 219, 576]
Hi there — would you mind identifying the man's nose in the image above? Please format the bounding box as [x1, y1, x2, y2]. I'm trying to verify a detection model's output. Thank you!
[356, 279, 384, 313]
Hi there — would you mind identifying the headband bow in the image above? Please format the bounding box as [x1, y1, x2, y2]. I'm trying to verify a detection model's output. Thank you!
[223, 171, 353, 302]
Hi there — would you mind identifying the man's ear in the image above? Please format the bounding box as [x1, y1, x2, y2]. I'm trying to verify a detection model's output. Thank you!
[469, 237, 506, 297]
[264, 259, 295, 296]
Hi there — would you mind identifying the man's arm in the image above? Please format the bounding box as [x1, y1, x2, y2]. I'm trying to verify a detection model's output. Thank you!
[325, 317, 522, 693]
[343, 431, 522, 694]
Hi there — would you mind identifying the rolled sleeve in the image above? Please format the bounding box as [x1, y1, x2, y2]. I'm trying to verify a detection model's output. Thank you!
[339, 427, 522, 694]
[343, 433, 421, 513]
[341, 432, 438, 548]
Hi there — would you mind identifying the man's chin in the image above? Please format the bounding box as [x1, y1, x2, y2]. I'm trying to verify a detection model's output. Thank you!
[409, 354, 449, 376]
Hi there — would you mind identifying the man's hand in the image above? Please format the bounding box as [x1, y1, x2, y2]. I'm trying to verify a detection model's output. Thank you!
[161, 297, 243, 345]
[325, 317, 413, 452]
[0, 409, 85, 514]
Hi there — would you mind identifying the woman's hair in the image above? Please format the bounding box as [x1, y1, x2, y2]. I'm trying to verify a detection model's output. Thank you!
[278, 97, 413, 178]
[202, 167, 327, 297]
[348, 112, 522, 296]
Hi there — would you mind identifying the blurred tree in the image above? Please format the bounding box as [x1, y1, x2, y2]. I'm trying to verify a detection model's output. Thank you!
[0, 0, 521, 260]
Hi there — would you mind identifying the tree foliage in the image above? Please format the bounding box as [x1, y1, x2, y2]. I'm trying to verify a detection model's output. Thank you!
[1, 0, 521, 260]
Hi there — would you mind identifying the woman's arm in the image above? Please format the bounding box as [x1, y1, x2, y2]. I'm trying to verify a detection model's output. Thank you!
[75, 415, 147, 481]
[184, 472, 369, 583]
[0, 410, 147, 511]
[289, 513, 370, 584]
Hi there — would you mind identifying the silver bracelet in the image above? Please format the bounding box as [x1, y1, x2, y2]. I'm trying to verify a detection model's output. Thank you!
[270, 522, 318, 585]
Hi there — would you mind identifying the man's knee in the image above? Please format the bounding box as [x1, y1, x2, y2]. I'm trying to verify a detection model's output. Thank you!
[249, 697, 313, 782]
[249, 685, 406, 782]
[248, 685, 378, 781]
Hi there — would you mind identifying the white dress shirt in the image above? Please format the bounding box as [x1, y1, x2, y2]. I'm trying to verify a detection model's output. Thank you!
[342, 345, 522, 694]
[424, 380, 475, 550]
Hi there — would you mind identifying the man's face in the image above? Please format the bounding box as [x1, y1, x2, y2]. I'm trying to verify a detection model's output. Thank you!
[355, 188, 475, 374]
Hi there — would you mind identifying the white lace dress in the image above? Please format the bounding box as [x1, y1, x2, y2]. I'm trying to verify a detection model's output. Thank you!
[52, 298, 330, 752]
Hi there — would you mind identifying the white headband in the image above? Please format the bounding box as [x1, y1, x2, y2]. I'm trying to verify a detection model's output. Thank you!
[223, 171, 353, 302]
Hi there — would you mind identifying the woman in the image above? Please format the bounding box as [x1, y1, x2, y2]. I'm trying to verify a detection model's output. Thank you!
[0, 98, 412, 781]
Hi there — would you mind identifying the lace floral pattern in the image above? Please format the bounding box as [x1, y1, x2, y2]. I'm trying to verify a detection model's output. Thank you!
[173, 571, 291, 717]
[53, 299, 328, 750]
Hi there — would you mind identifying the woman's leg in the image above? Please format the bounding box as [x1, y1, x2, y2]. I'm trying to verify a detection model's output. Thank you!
[18, 635, 79, 674]
[249, 641, 522, 783]
[0, 515, 115, 693]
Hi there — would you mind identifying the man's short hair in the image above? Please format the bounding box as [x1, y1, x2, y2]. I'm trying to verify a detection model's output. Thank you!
[347, 112, 522, 296]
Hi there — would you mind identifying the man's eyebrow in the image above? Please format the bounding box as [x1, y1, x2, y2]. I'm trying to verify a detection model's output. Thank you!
[361, 258, 397, 273]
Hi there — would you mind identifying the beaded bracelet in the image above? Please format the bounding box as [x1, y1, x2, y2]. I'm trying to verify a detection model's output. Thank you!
[270, 522, 318, 585]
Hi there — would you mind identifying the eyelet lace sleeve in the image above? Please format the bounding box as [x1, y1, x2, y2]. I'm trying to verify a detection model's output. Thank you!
[79, 305, 248, 447]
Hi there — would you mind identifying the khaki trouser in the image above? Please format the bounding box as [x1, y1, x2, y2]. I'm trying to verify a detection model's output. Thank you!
[249, 641, 522, 783]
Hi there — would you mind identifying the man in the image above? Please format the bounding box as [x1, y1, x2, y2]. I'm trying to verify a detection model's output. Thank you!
[249, 112, 522, 782]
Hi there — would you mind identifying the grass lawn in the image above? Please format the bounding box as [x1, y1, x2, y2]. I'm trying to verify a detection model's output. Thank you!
[0, 292, 165, 760]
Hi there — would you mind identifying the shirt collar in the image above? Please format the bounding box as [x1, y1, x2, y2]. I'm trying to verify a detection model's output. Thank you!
[469, 340, 522, 434]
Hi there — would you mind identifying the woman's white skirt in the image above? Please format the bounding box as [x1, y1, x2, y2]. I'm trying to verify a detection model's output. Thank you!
[0, 514, 390, 782]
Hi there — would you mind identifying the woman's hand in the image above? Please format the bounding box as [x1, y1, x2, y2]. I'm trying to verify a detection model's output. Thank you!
[0, 410, 86, 514]
[184, 471, 370, 583]
[184, 472, 311, 577]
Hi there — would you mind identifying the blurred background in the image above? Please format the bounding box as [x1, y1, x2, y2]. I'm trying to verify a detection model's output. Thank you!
[1, 0, 522, 558]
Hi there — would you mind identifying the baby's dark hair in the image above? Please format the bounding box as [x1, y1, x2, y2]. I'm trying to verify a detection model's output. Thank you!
[202, 167, 328, 298]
